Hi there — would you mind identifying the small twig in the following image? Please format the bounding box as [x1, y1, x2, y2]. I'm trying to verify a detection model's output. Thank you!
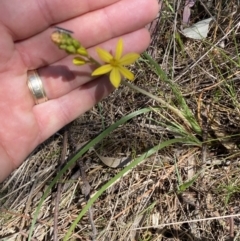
[78, 160, 97, 240]
[131, 212, 240, 230]
[53, 129, 68, 241]
[19, 231, 39, 241]
[229, 207, 234, 239]
[200, 104, 210, 164]
[79, 164, 97, 240]
[18, 180, 37, 241]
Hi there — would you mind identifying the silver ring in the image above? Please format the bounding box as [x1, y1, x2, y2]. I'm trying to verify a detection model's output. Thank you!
[27, 70, 48, 104]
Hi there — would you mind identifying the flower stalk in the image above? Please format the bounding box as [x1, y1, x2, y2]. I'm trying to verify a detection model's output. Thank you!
[51, 28, 196, 132]
[122, 80, 193, 131]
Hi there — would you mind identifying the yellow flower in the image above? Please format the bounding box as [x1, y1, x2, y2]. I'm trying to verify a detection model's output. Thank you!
[91, 39, 140, 88]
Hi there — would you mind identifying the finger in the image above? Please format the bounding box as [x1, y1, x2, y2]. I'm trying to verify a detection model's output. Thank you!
[0, 0, 119, 40]
[0, 145, 16, 183]
[33, 76, 113, 143]
[15, 0, 159, 69]
[39, 28, 150, 99]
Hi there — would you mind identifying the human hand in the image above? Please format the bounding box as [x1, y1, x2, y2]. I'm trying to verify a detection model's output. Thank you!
[0, 0, 159, 182]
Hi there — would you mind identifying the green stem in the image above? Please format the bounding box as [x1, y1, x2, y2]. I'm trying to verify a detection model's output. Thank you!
[88, 56, 101, 66]
[75, 52, 193, 132]
[122, 80, 193, 131]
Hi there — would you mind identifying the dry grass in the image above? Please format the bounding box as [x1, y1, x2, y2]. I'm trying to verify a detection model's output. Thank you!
[1, 0, 240, 240]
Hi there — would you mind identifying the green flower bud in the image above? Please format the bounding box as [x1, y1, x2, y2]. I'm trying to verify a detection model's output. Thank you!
[51, 28, 85, 56]
[59, 44, 77, 54]
[58, 38, 66, 45]
[59, 44, 68, 50]
[66, 38, 74, 45]
[65, 45, 77, 54]
[73, 57, 87, 66]
[77, 47, 88, 56]
[72, 39, 81, 49]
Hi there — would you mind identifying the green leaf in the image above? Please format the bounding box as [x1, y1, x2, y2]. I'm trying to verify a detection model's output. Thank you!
[178, 174, 200, 193]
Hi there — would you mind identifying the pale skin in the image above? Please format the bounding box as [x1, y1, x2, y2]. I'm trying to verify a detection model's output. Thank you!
[0, 0, 159, 182]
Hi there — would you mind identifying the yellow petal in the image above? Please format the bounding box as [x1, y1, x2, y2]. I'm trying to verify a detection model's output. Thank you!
[109, 68, 121, 88]
[115, 39, 123, 60]
[96, 47, 113, 63]
[118, 66, 134, 80]
[91, 64, 113, 76]
[119, 53, 140, 65]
